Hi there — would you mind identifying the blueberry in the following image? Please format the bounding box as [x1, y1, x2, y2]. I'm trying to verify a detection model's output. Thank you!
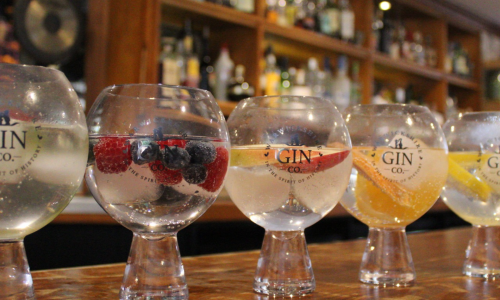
[131, 140, 160, 165]
[163, 146, 191, 170]
[181, 164, 207, 184]
[185, 141, 216, 164]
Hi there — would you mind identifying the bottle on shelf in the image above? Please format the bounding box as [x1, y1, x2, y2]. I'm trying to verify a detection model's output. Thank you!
[332, 55, 351, 112]
[199, 26, 214, 92]
[318, 0, 340, 38]
[290, 68, 312, 96]
[389, 23, 402, 60]
[214, 43, 234, 101]
[339, 0, 355, 42]
[295, 0, 316, 31]
[262, 45, 281, 96]
[235, 0, 254, 13]
[424, 35, 437, 68]
[371, 8, 384, 50]
[350, 60, 361, 105]
[378, 11, 392, 54]
[266, 0, 279, 23]
[227, 64, 255, 101]
[278, 56, 292, 95]
[322, 56, 334, 101]
[284, 0, 299, 27]
[411, 31, 425, 66]
[306, 57, 322, 97]
[159, 37, 181, 86]
[182, 19, 200, 88]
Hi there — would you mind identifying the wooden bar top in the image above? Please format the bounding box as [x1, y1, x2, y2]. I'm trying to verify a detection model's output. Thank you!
[32, 227, 499, 299]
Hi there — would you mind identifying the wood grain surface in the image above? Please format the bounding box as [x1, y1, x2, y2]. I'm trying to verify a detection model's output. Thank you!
[30, 227, 500, 299]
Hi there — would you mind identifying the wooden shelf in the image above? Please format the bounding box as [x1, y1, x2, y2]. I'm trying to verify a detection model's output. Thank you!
[373, 52, 443, 81]
[483, 60, 500, 70]
[161, 0, 260, 28]
[264, 22, 370, 60]
[445, 74, 480, 90]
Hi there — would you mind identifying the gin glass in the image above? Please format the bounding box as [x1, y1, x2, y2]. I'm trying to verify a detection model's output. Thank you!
[441, 112, 500, 278]
[85, 84, 229, 299]
[341, 104, 448, 286]
[225, 95, 352, 296]
[0, 63, 88, 299]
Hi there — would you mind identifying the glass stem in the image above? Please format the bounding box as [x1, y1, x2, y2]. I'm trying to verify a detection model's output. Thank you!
[0, 240, 34, 299]
[463, 225, 500, 279]
[359, 227, 415, 286]
[254, 230, 315, 296]
[120, 233, 188, 300]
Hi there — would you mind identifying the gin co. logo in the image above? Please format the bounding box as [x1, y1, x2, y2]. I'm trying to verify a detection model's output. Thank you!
[373, 132, 423, 183]
[478, 139, 500, 189]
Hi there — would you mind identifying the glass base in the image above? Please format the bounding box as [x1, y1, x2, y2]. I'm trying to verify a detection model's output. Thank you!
[463, 225, 500, 279]
[120, 233, 188, 300]
[119, 288, 188, 300]
[359, 227, 415, 287]
[0, 240, 34, 299]
[253, 230, 315, 296]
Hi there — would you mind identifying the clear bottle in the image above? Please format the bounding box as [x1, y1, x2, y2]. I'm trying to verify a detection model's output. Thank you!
[425, 35, 437, 68]
[214, 43, 234, 101]
[350, 60, 361, 105]
[322, 56, 334, 101]
[183, 20, 200, 88]
[263, 45, 281, 96]
[318, 0, 340, 38]
[332, 55, 351, 112]
[339, 0, 355, 42]
[199, 26, 214, 92]
[306, 57, 321, 96]
[159, 37, 181, 86]
[290, 68, 312, 96]
[411, 31, 426, 66]
[227, 64, 255, 101]
[235, 0, 254, 13]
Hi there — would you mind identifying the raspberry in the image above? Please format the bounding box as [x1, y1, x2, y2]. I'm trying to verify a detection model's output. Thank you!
[198, 147, 229, 192]
[94, 137, 132, 174]
[149, 160, 182, 185]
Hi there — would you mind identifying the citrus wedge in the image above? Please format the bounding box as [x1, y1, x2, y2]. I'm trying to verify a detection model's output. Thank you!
[448, 157, 491, 202]
[352, 149, 412, 207]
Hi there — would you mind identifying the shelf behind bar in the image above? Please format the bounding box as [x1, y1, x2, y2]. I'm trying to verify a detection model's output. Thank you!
[161, 0, 261, 28]
[264, 22, 370, 60]
[445, 74, 480, 91]
[373, 52, 443, 81]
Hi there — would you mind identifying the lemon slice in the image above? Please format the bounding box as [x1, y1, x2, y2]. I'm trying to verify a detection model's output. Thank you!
[448, 157, 491, 202]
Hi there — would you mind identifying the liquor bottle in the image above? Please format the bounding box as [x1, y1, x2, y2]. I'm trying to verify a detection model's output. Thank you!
[306, 57, 321, 96]
[389, 23, 402, 60]
[182, 20, 200, 88]
[214, 43, 234, 100]
[227, 64, 255, 101]
[285, 0, 299, 27]
[371, 8, 384, 50]
[263, 46, 281, 96]
[290, 68, 312, 96]
[425, 35, 437, 68]
[199, 26, 214, 92]
[318, 0, 340, 38]
[266, 0, 279, 23]
[339, 0, 355, 42]
[332, 55, 351, 112]
[296, 0, 316, 31]
[378, 13, 392, 54]
[278, 56, 291, 95]
[322, 57, 334, 101]
[235, 0, 254, 13]
[411, 31, 425, 66]
[350, 60, 361, 105]
[159, 37, 181, 85]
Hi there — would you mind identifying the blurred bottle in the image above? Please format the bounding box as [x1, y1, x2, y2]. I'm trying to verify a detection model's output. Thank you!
[306, 57, 322, 96]
[278, 56, 292, 95]
[214, 43, 234, 100]
[425, 35, 438, 68]
[350, 60, 361, 105]
[228, 64, 255, 101]
[296, 0, 316, 31]
[371, 8, 384, 50]
[199, 26, 214, 92]
[159, 37, 181, 85]
[411, 31, 425, 66]
[266, 0, 279, 23]
[235, 0, 254, 13]
[378, 12, 392, 54]
[290, 68, 312, 96]
[263, 45, 281, 95]
[339, 0, 355, 42]
[285, 0, 299, 27]
[332, 55, 351, 112]
[182, 20, 200, 88]
[318, 0, 340, 38]
[322, 57, 334, 101]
